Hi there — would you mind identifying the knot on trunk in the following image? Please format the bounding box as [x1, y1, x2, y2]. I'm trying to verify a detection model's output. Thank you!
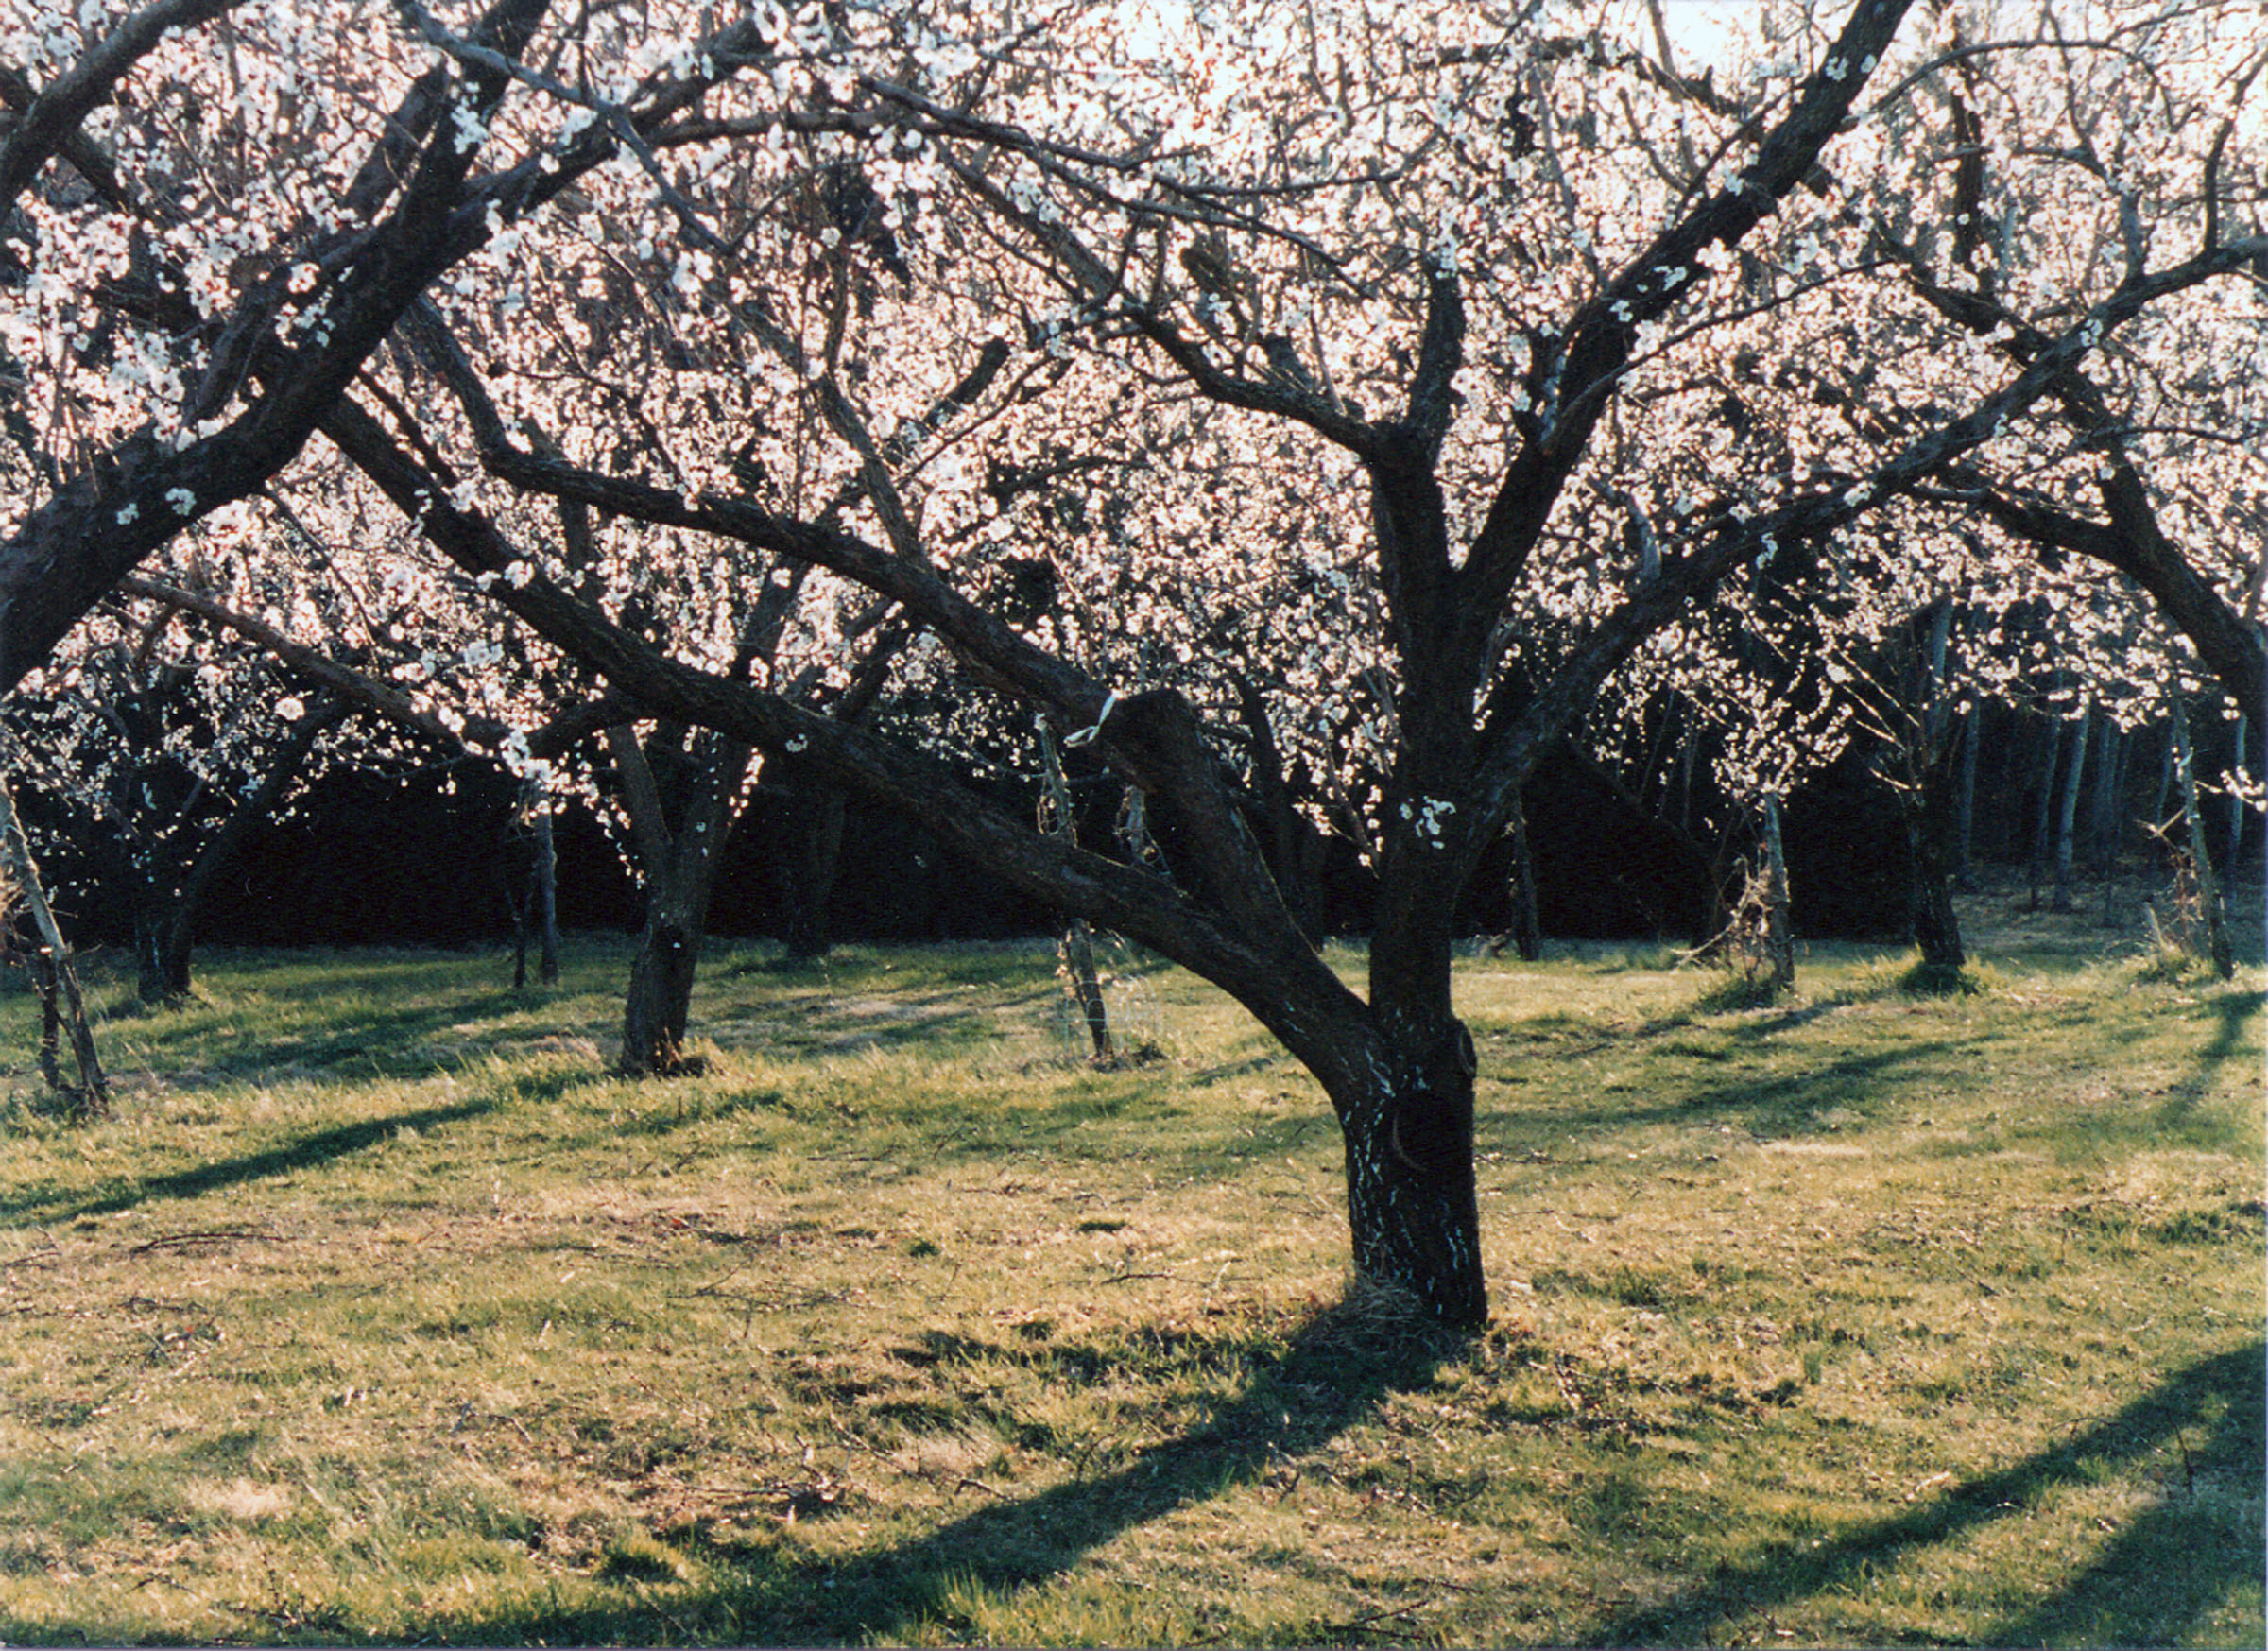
[1387, 1068, 1475, 1180]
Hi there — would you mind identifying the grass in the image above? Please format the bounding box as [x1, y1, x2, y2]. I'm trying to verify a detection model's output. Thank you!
[0, 905, 2259, 1647]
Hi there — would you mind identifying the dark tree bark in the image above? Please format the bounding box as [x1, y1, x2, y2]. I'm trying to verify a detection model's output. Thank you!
[781, 782, 847, 961]
[2028, 712, 2067, 910]
[1500, 792, 1543, 963]
[608, 723, 753, 1075]
[1907, 728, 1967, 972]
[532, 797, 561, 986]
[1952, 701, 1979, 887]
[2170, 691, 2235, 980]
[2053, 704, 2090, 913]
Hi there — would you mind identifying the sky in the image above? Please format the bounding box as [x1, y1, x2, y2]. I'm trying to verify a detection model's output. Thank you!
[1658, 0, 1746, 70]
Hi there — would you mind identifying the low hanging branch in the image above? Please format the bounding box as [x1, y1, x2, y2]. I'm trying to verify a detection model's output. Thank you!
[0, 775, 108, 1118]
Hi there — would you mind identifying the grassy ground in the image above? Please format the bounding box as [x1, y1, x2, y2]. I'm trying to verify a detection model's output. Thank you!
[0, 887, 2259, 1647]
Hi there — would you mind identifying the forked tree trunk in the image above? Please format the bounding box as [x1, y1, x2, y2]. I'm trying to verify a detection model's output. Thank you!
[610, 725, 754, 1075]
[133, 696, 348, 1006]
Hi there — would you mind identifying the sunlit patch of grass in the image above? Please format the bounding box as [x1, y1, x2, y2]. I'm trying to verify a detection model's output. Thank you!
[0, 927, 2259, 1645]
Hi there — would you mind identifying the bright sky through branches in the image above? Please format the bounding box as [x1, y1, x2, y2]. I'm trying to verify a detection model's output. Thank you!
[1660, 0, 1744, 68]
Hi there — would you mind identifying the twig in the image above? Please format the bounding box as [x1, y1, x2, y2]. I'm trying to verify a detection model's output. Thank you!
[1, 1237, 60, 1267]
[1197, 1604, 1417, 1645]
[129, 1229, 283, 1255]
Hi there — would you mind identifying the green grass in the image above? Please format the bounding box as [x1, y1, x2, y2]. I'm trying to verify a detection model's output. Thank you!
[0, 920, 2259, 1647]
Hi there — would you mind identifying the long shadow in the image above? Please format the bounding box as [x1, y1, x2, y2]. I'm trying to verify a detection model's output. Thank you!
[6, 1098, 495, 1224]
[2182, 987, 2263, 1101]
[177, 993, 548, 1084]
[1486, 1040, 1958, 1141]
[1589, 1341, 2265, 1648]
[434, 1295, 1469, 1645]
[104, 989, 549, 1084]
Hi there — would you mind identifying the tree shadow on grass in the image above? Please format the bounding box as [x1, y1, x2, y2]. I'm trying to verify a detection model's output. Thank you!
[93, 989, 555, 1084]
[437, 1289, 1470, 1646]
[2176, 987, 2263, 1110]
[1490, 1040, 1957, 1144]
[1588, 1340, 2265, 1649]
[9, 1097, 495, 1225]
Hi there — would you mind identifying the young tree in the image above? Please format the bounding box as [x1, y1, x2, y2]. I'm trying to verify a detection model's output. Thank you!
[0, 565, 366, 1003]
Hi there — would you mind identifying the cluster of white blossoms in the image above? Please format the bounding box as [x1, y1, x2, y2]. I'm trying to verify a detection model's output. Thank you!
[0, 0, 2254, 892]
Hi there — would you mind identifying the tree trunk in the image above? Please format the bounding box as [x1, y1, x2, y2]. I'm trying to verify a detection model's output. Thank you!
[2226, 713, 2251, 877]
[1761, 792, 1796, 991]
[782, 783, 846, 961]
[134, 897, 194, 1006]
[608, 725, 753, 1075]
[1908, 750, 1966, 972]
[1060, 917, 1114, 1060]
[1952, 701, 1978, 887]
[1330, 1029, 1486, 1326]
[2030, 714, 2064, 909]
[1503, 790, 1542, 961]
[1040, 720, 1113, 1058]
[532, 796, 560, 985]
[133, 695, 348, 1006]
[622, 903, 703, 1074]
[30, 945, 62, 1093]
[2052, 707, 2089, 912]
[2171, 692, 2235, 980]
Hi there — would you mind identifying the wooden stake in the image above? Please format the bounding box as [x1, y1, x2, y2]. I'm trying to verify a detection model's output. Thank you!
[0, 777, 108, 1117]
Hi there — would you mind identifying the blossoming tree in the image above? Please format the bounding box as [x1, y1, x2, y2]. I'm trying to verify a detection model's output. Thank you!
[3, 0, 2259, 1322]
